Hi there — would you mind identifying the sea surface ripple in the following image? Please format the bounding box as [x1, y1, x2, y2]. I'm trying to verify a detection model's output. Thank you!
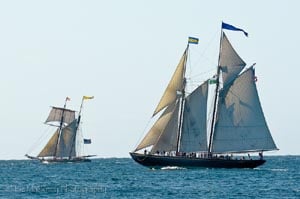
[0, 156, 299, 198]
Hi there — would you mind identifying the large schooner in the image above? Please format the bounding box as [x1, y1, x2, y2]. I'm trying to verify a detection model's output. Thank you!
[130, 22, 278, 169]
[26, 96, 95, 163]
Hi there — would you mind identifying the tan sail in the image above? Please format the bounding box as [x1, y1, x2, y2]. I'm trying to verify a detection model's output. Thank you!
[38, 129, 59, 157]
[152, 49, 187, 116]
[151, 101, 180, 153]
[135, 102, 178, 151]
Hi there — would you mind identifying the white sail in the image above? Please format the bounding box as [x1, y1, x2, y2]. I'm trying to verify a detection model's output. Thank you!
[212, 67, 277, 153]
[151, 101, 180, 153]
[152, 49, 187, 116]
[219, 33, 246, 86]
[180, 81, 208, 152]
[45, 107, 76, 126]
[135, 101, 178, 151]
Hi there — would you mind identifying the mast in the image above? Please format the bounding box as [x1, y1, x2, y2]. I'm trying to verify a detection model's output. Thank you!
[68, 97, 83, 158]
[54, 97, 69, 158]
[176, 45, 189, 153]
[208, 26, 223, 154]
[68, 96, 94, 158]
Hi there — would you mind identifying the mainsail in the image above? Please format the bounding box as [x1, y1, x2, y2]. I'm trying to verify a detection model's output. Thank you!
[55, 119, 77, 157]
[38, 119, 77, 157]
[212, 67, 277, 153]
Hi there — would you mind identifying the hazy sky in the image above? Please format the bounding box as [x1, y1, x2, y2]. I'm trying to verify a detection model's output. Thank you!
[0, 0, 299, 159]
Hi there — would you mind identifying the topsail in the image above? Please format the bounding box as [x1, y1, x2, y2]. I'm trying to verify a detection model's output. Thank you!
[45, 107, 76, 126]
[219, 33, 246, 86]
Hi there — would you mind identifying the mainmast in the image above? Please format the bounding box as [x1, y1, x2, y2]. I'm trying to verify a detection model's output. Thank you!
[176, 44, 189, 153]
[68, 96, 94, 158]
[68, 97, 83, 158]
[54, 97, 70, 157]
[208, 27, 224, 154]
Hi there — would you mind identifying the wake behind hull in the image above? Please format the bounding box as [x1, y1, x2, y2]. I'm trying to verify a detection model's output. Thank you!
[130, 152, 265, 169]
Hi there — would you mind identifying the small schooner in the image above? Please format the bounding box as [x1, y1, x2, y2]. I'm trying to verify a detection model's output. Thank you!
[26, 96, 95, 163]
[130, 22, 278, 169]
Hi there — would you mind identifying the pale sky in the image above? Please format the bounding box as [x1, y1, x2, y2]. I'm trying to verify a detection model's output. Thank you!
[0, 0, 299, 160]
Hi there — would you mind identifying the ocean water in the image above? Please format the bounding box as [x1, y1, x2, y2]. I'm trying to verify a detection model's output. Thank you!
[0, 156, 299, 199]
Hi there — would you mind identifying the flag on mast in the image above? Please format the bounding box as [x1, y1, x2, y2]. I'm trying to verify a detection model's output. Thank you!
[84, 139, 91, 144]
[83, 96, 94, 100]
[188, 37, 199, 44]
[222, 22, 248, 37]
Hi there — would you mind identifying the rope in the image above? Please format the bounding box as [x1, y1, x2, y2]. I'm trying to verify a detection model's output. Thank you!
[26, 125, 53, 155]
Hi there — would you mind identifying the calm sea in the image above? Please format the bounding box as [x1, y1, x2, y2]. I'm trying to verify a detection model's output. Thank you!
[0, 156, 299, 198]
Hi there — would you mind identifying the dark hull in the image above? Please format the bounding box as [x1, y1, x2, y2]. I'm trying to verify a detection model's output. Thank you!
[40, 158, 91, 163]
[25, 154, 91, 163]
[130, 152, 265, 169]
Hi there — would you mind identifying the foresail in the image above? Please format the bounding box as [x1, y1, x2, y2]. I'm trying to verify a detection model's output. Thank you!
[151, 101, 180, 153]
[180, 81, 208, 152]
[45, 107, 76, 126]
[135, 101, 178, 151]
[219, 33, 246, 86]
[38, 129, 59, 157]
[152, 49, 187, 116]
[56, 119, 77, 157]
[212, 67, 277, 153]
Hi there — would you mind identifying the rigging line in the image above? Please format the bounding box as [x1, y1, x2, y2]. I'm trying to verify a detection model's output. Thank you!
[26, 125, 53, 155]
[133, 117, 153, 151]
[189, 67, 216, 79]
[185, 31, 219, 83]
[76, 126, 84, 156]
[199, 29, 219, 61]
[188, 30, 219, 70]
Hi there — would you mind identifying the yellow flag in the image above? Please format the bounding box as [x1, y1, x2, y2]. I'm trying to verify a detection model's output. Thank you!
[83, 96, 94, 100]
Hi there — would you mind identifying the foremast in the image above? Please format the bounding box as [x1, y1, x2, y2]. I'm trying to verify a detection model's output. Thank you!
[176, 44, 189, 153]
[68, 97, 83, 159]
[54, 97, 70, 158]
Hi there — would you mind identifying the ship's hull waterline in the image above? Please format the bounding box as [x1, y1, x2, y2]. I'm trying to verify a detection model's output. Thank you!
[25, 154, 91, 163]
[40, 158, 91, 163]
[130, 152, 265, 169]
